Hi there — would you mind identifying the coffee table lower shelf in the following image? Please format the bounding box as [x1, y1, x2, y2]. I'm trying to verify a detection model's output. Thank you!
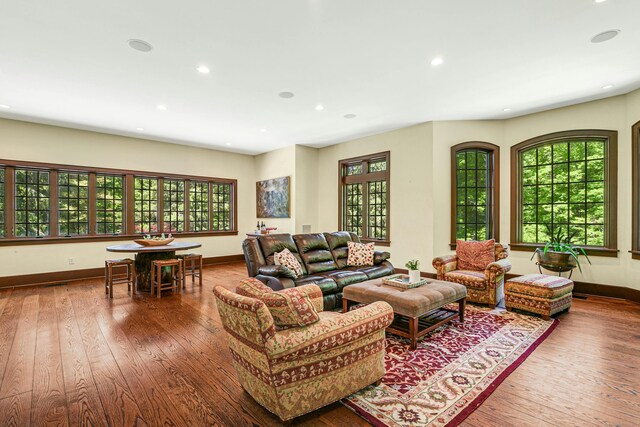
[343, 298, 465, 350]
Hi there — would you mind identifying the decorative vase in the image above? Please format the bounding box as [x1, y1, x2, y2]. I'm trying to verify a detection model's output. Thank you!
[409, 269, 421, 284]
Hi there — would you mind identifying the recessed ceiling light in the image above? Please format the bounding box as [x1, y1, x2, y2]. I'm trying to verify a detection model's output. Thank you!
[196, 65, 210, 74]
[591, 30, 620, 43]
[260, 128, 268, 132]
[344, 114, 357, 119]
[156, 104, 167, 111]
[279, 91, 295, 99]
[0, 104, 10, 109]
[594, 0, 607, 3]
[136, 127, 144, 132]
[315, 104, 324, 111]
[430, 57, 444, 66]
[602, 84, 614, 89]
[503, 108, 512, 112]
[225, 142, 232, 146]
[128, 39, 153, 53]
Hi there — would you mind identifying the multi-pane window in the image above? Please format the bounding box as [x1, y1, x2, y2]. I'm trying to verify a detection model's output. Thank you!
[190, 181, 209, 231]
[15, 169, 50, 237]
[0, 168, 4, 237]
[58, 172, 89, 236]
[339, 152, 390, 243]
[344, 183, 363, 235]
[511, 130, 617, 253]
[0, 160, 236, 242]
[134, 177, 158, 233]
[451, 143, 499, 246]
[163, 179, 185, 233]
[212, 183, 231, 231]
[96, 174, 124, 235]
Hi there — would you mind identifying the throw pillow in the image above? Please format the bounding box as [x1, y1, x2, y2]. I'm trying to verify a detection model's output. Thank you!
[274, 248, 303, 278]
[456, 239, 496, 271]
[346, 241, 375, 266]
[236, 278, 321, 327]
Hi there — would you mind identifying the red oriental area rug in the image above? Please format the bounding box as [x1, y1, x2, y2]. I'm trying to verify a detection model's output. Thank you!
[342, 305, 558, 427]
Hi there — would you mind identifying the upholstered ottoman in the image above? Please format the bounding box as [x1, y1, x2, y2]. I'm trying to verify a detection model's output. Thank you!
[505, 274, 573, 320]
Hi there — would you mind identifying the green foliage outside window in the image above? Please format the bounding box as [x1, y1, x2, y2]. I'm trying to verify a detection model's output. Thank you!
[190, 181, 209, 231]
[212, 183, 231, 231]
[58, 172, 89, 236]
[15, 169, 50, 237]
[163, 179, 185, 233]
[521, 139, 606, 246]
[134, 177, 158, 233]
[96, 175, 124, 235]
[455, 150, 491, 241]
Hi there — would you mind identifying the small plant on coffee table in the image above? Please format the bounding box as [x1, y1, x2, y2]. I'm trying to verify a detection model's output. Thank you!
[405, 259, 419, 270]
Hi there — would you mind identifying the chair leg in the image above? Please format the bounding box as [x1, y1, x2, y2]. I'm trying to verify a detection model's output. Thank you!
[157, 265, 162, 298]
[104, 261, 109, 295]
[109, 265, 114, 299]
[198, 257, 203, 286]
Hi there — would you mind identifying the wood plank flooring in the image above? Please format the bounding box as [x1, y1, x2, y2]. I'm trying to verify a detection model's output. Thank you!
[0, 262, 638, 426]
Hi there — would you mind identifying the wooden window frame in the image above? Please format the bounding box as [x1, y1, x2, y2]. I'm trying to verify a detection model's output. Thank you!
[450, 141, 500, 249]
[510, 130, 618, 257]
[632, 120, 640, 260]
[338, 151, 391, 246]
[0, 158, 238, 246]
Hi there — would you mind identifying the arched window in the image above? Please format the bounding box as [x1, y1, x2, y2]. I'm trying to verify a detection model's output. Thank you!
[451, 142, 499, 248]
[632, 120, 640, 260]
[510, 130, 618, 256]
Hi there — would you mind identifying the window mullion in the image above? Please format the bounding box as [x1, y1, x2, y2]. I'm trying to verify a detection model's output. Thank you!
[158, 177, 164, 234]
[185, 180, 191, 232]
[88, 172, 96, 236]
[6, 166, 14, 238]
[50, 170, 58, 237]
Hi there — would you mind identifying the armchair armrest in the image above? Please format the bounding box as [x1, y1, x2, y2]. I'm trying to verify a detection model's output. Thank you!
[265, 301, 393, 362]
[485, 258, 512, 276]
[373, 250, 391, 265]
[258, 264, 297, 279]
[432, 254, 458, 279]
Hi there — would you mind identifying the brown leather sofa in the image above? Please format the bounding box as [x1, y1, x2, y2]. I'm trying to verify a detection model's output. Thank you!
[242, 231, 394, 310]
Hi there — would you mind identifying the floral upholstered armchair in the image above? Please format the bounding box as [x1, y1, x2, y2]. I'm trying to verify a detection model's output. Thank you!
[432, 242, 511, 308]
[213, 280, 393, 422]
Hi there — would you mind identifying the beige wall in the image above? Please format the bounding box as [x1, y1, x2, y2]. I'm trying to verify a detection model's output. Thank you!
[0, 118, 256, 276]
[254, 146, 296, 234]
[294, 145, 319, 234]
[316, 123, 434, 269]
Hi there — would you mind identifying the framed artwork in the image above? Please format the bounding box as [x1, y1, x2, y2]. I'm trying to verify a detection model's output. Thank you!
[256, 176, 290, 218]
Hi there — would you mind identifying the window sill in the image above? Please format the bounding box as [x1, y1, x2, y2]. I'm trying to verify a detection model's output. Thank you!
[509, 243, 619, 258]
[630, 250, 640, 260]
[361, 238, 391, 247]
[0, 230, 238, 246]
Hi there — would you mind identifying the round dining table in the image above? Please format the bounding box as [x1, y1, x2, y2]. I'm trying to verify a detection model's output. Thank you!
[106, 241, 202, 292]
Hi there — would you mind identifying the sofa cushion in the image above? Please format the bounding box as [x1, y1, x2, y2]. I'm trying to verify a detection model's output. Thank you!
[456, 239, 495, 271]
[294, 276, 339, 295]
[324, 231, 360, 268]
[236, 278, 322, 327]
[318, 270, 368, 290]
[293, 233, 338, 275]
[258, 234, 307, 274]
[347, 241, 375, 266]
[274, 248, 304, 278]
[373, 251, 391, 265]
[351, 261, 395, 279]
[444, 270, 488, 289]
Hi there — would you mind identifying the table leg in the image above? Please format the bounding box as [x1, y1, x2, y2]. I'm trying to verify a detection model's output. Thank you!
[134, 251, 177, 293]
[459, 298, 466, 322]
[342, 298, 349, 313]
[409, 317, 418, 350]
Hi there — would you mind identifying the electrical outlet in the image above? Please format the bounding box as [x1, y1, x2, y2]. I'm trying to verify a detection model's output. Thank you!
[68, 257, 75, 265]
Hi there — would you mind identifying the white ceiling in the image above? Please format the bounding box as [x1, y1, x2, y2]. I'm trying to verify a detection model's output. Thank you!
[0, 0, 639, 155]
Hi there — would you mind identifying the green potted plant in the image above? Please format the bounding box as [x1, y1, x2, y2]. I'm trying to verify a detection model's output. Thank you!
[530, 226, 592, 273]
[405, 259, 420, 283]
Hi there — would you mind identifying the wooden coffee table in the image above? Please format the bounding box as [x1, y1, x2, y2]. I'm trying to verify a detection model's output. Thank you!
[343, 277, 467, 349]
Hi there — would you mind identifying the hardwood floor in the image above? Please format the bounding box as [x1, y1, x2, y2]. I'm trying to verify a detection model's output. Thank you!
[0, 262, 638, 426]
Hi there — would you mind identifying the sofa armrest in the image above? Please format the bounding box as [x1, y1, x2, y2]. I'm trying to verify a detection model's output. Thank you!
[373, 251, 391, 265]
[258, 265, 297, 279]
[265, 301, 393, 362]
[485, 258, 512, 280]
[432, 254, 458, 279]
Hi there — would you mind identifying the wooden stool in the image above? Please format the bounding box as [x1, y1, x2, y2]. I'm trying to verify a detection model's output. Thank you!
[104, 258, 135, 298]
[151, 259, 182, 298]
[177, 253, 203, 287]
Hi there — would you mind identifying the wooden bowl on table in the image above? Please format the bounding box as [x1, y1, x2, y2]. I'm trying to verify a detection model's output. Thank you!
[134, 238, 174, 247]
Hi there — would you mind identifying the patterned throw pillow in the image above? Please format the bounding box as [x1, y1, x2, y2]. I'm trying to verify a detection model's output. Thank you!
[236, 278, 321, 327]
[456, 239, 496, 271]
[346, 241, 375, 266]
[274, 248, 303, 278]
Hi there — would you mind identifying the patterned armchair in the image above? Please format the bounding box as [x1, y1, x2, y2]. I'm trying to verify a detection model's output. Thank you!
[213, 284, 394, 422]
[432, 243, 511, 308]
